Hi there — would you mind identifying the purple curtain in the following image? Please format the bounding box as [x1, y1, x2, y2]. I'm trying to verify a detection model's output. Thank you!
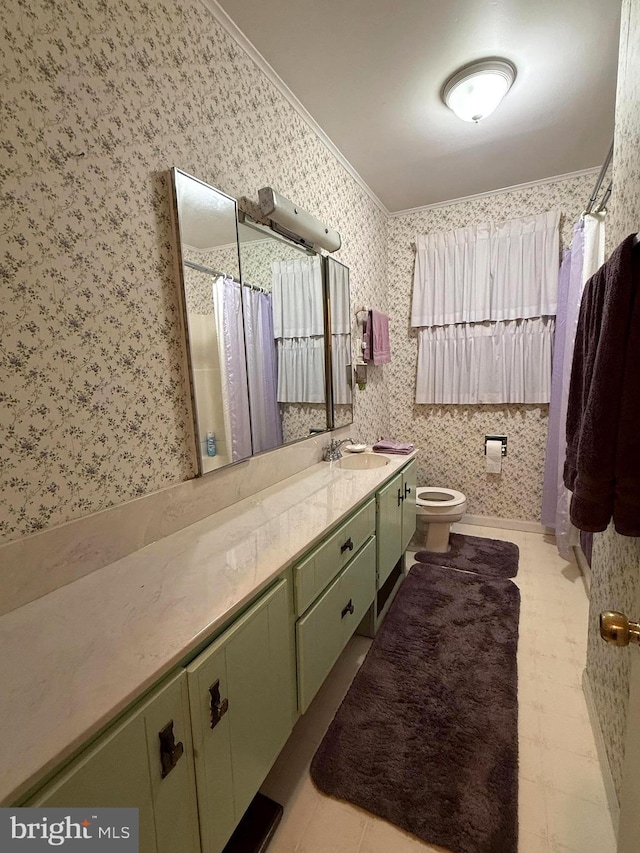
[242, 288, 283, 453]
[541, 220, 585, 557]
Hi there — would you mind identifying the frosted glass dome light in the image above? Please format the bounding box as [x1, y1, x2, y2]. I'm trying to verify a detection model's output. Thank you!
[442, 59, 516, 123]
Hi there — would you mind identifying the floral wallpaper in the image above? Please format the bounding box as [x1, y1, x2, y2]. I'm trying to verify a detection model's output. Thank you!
[586, 0, 640, 802]
[387, 172, 595, 521]
[0, 0, 389, 544]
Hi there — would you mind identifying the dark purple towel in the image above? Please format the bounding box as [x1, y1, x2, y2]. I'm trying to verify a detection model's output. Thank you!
[563, 234, 640, 535]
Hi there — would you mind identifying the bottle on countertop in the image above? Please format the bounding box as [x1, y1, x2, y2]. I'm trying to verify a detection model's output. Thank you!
[206, 432, 217, 457]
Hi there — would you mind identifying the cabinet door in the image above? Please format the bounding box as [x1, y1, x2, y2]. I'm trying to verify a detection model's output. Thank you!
[376, 472, 403, 588]
[188, 577, 294, 853]
[401, 460, 417, 553]
[28, 672, 199, 853]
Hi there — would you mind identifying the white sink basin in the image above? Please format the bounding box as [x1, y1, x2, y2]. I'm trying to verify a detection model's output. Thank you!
[338, 453, 389, 470]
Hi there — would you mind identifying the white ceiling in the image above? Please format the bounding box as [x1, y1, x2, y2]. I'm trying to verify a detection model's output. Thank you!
[214, 0, 620, 212]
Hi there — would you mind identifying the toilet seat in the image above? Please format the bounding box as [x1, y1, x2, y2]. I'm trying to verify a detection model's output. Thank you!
[416, 487, 466, 508]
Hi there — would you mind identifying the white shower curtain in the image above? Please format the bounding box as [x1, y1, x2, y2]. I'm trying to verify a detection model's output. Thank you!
[541, 213, 606, 558]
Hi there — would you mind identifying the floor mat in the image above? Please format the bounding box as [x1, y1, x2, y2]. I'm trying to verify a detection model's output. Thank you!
[414, 532, 519, 578]
[311, 563, 520, 853]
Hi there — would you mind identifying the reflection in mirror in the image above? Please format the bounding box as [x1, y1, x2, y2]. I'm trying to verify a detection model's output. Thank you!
[237, 220, 330, 449]
[327, 258, 354, 428]
[171, 168, 252, 475]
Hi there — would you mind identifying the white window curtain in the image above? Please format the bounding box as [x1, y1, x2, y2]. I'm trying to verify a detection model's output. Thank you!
[411, 223, 492, 326]
[272, 256, 326, 404]
[276, 338, 326, 403]
[491, 210, 560, 319]
[412, 210, 559, 404]
[415, 317, 555, 404]
[272, 256, 324, 337]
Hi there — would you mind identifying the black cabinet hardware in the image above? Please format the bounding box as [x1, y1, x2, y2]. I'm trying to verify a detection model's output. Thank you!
[340, 537, 354, 554]
[341, 599, 355, 619]
[159, 720, 184, 778]
[209, 679, 230, 730]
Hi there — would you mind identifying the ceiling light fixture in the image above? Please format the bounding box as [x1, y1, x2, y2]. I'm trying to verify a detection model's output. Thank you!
[442, 58, 516, 123]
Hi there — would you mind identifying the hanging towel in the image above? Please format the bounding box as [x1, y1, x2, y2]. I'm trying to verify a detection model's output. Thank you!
[372, 439, 415, 455]
[371, 310, 391, 365]
[563, 234, 640, 535]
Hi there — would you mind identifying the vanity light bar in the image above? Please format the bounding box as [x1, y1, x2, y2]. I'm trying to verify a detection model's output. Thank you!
[258, 187, 342, 253]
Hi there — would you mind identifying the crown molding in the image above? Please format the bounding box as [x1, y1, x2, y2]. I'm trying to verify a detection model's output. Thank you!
[389, 167, 601, 218]
[199, 0, 390, 217]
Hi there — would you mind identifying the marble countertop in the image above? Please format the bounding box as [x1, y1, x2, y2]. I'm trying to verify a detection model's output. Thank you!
[0, 451, 416, 805]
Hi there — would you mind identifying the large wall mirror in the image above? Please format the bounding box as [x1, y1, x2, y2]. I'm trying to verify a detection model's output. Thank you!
[171, 169, 352, 476]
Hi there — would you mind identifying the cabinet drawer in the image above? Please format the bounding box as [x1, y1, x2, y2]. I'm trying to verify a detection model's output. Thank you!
[295, 498, 375, 616]
[296, 536, 376, 713]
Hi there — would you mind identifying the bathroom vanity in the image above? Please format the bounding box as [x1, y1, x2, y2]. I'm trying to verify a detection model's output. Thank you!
[0, 453, 416, 852]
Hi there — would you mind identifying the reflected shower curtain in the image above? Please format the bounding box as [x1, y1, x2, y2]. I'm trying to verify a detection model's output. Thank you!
[212, 276, 252, 461]
[242, 287, 282, 453]
[541, 214, 605, 558]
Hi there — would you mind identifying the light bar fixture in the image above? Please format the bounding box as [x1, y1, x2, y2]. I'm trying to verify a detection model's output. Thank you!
[442, 58, 516, 123]
[258, 187, 342, 253]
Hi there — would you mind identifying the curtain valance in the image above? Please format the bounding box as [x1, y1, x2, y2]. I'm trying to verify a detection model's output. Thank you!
[411, 210, 560, 327]
[272, 256, 324, 338]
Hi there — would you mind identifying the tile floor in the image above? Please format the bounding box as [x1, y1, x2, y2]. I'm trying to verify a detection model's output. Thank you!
[260, 524, 617, 853]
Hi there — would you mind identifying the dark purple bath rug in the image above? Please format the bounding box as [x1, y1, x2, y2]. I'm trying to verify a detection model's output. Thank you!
[311, 563, 520, 853]
[415, 532, 519, 578]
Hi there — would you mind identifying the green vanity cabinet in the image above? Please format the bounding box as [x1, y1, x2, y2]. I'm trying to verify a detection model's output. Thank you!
[376, 460, 416, 589]
[296, 536, 376, 713]
[27, 671, 200, 853]
[187, 577, 294, 853]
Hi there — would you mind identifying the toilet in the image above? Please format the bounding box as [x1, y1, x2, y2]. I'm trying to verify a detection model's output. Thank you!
[414, 487, 467, 553]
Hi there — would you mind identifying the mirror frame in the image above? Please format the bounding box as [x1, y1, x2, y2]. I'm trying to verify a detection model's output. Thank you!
[170, 168, 250, 476]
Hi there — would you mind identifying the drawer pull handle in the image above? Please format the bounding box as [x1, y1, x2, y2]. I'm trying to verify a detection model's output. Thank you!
[341, 537, 354, 554]
[159, 720, 184, 778]
[404, 483, 411, 498]
[209, 679, 230, 730]
[397, 487, 404, 506]
[341, 599, 355, 619]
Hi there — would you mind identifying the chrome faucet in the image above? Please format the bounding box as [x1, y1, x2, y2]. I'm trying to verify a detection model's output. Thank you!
[323, 438, 356, 462]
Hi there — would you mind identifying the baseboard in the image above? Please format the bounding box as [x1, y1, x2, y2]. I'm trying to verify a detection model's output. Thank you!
[582, 669, 620, 836]
[460, 514, 546, 534]
[573, 545, 592, 595]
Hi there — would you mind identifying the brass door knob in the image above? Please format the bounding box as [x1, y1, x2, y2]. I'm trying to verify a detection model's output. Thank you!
[599, 611, 640, 646]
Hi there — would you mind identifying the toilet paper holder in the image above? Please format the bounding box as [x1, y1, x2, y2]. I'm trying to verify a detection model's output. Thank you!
[484, 435, 507, 457]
